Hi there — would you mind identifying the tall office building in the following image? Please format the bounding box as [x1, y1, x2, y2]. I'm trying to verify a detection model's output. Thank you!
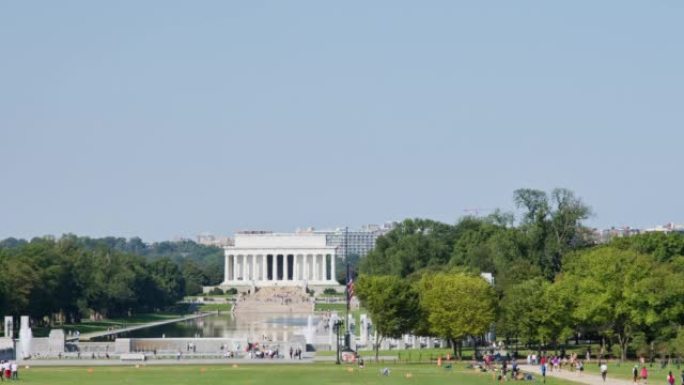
[298, 223, 396, 260]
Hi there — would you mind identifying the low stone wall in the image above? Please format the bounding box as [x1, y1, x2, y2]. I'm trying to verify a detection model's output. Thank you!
[116, 336, 308, 357]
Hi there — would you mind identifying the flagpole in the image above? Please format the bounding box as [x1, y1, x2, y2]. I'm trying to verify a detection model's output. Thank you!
[345, 261, 351, 350]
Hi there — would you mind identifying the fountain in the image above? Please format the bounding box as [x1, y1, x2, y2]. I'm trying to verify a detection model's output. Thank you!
[304, 314, 315, 344]
[18, 316, 32, 359]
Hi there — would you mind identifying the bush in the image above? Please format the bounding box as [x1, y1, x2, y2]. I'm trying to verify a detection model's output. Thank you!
[208, 287, 224, 295]
[323, 288, 338, 295]
[225, 287, 238, 295]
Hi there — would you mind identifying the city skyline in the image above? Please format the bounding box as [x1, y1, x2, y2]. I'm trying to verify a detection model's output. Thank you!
[2, 1, 683, 241]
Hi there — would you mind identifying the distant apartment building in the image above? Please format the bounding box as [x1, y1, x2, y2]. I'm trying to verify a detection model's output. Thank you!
[593, 226, 641, 243]
[592, 222, 684, 243]
[643, 222, 684, 234]
[196, 233, 234, 247]
[297, 223, 396, 259]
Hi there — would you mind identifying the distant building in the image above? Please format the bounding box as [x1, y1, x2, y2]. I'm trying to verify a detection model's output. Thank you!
[643, 222, 684, 234]
[592, 222, 684, 244]
[222, 232, 337, 287]
[592, 226, 641, 244]
[196, 233, 234, 247]
[297, 223, 396, 260]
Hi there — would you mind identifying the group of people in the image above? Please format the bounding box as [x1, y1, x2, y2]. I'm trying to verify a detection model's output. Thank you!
[288, 346, 303, 360]
[0, 361, 18, 381]
[538, 355, 586, 383]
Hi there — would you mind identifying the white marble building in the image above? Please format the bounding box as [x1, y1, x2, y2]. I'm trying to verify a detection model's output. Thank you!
[222, 232, 338, 286]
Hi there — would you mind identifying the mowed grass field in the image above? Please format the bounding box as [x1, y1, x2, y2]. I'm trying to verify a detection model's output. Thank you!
[15, 362, 582, 385]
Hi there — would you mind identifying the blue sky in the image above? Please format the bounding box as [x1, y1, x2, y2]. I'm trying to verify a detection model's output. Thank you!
[1, 1, 682, 241]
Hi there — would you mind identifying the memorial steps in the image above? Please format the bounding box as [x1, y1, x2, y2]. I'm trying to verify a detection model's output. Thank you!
[233, 287, 314, 314]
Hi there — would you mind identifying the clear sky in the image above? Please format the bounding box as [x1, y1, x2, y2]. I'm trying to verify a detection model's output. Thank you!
[1, 1, 682, 241]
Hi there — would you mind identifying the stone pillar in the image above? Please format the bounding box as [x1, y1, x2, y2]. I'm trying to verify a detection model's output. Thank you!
[360, 314, 367, 345]
[231, 255, 236, 281]
[312, 255, 318, 281]
[270, 255, 274, 281]
[317, 254, 321, 281]
[294, 255, 300, 281]
[240, 255, 246, 281]
[330, 254, 336, 283]
[3, 316, 13, 339]
[411, 335, 417, 349]
[304, 255, 310, 281]
[398, 335, 406, 349]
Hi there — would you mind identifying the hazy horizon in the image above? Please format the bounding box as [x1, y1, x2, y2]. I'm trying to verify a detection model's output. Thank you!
[2, 1, 682, 241]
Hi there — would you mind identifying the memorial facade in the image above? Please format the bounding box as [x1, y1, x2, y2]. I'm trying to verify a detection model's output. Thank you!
[222, 232, 338, 286]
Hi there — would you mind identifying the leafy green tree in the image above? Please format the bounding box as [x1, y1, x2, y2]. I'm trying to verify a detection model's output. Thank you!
[497, 278, 548, 348]
[612, 232, 684, 262]
[417, 273, 496, 358]
[355, 275, 421, 361]
[563, 246, 684, 361]
[514, 188, 591, 279]
[361, 219, 457, 277]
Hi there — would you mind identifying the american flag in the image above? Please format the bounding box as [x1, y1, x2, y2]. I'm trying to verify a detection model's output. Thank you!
[346, 276, 354, 299]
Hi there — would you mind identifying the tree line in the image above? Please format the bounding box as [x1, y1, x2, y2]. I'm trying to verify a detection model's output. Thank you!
[356, 188, 684, 362]
[0, 235, 224, 325]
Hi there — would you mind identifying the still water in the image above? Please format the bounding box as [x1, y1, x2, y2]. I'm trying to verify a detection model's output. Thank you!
[95, 313, 318, 341]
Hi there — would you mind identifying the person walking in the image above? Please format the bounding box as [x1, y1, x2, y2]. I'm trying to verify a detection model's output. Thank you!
[641, 365, 649, 385]
[633, 365, 640, 384]
[541, 360, 547, 384]
[668, 371, 676, 385]
[600, 361, 608, 383]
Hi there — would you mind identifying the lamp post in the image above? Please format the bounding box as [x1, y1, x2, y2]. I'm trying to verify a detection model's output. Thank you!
[334, 319, 343, 365]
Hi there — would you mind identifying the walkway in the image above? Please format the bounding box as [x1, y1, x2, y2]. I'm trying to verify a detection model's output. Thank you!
[519, 364, 632, 385]
[77, 312, 213, 341]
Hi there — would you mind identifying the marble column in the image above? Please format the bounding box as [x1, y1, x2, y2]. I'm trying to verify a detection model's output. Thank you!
[315, 255, 321, 281]
[294, 255, 299, 280]
[260, 255, 266, 281]
[239, 255, 244, 280]
[330, 254, 336, 282]
[304, 255, 310, 281]
[313, 254, 318, 281]
[248, 255, 254, 280]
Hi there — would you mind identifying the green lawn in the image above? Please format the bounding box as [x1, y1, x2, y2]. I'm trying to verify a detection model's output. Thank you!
[17, 362, 582, 385]
[315, 303, 347, 312]
[197, 303, 233, 312]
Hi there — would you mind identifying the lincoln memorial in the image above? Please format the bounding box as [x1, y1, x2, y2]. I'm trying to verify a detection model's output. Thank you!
[222, 232, 338, 287]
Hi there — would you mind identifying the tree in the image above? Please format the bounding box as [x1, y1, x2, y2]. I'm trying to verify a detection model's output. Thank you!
[355, 275, 421, 361]
[497, 278, 548, 349]
[417, 273, 496, 358]
[563, 246, 684, 361]
[514, 188, 591, 279]
[360, 219, 457, 277]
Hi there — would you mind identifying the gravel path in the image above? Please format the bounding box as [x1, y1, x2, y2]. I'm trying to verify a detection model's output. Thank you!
[519, 364, 633, 385]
